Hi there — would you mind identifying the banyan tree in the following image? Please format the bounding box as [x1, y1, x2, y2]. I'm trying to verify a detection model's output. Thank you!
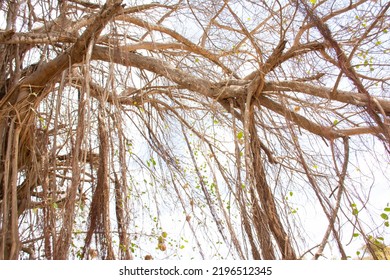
[0, 0, 389, 260]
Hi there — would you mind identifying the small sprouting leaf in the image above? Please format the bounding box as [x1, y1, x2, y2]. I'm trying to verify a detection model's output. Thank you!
[313, 165, 318, 169]
[380, 213, 389, 220]
[333, 119, 339, 125]
[377, 236, 384, 241]
[289, 191, 293, 197]
[375, 41, 382, 46]
[351, 203, 359, 215]
[356, 251, 361, 256]
[353, 233, 359, 237]
[309, 0, 316, 4]
[195, 58, 200, 63]
[237, 131, 244, 140]
[383, 29, 388, 34]
[384, 207, 390, 212]
[385, 221, 389, 227]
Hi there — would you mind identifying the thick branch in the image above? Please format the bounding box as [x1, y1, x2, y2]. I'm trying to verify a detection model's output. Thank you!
[115, 15, 237, 77]
[0, 1, 124, 107]
[0, 32, 76, 44]
[92, 46, 215, 97]
[266, 81, 390, 116]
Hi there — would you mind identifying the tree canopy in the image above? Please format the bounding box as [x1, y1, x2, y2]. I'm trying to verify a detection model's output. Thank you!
[0, 0, 389, 260]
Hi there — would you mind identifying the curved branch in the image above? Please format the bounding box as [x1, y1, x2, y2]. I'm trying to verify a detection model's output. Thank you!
[265, 81, 390, 116]
[115, 15, 237, 77]
[92, 46, 215, 97]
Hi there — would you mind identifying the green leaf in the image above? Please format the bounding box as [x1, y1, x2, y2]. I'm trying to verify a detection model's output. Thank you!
[289, 191, 293, 197]
[352, 208, 359, 215]
[385, 221, 389, 227]
[309, 0, 316, 4]
[380, 213, 389, 220]
[353, 233, 359, 237]
[333, 119, 339, 125]
[195, 58, 200, 63]
[374, 239, 381, 245]
[383, 29, 388, 34]
[237, 131, 244, 140]
[375, 41, 382, 46]
[356, 251, 361, 256]
[384, 207, 390, 212]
